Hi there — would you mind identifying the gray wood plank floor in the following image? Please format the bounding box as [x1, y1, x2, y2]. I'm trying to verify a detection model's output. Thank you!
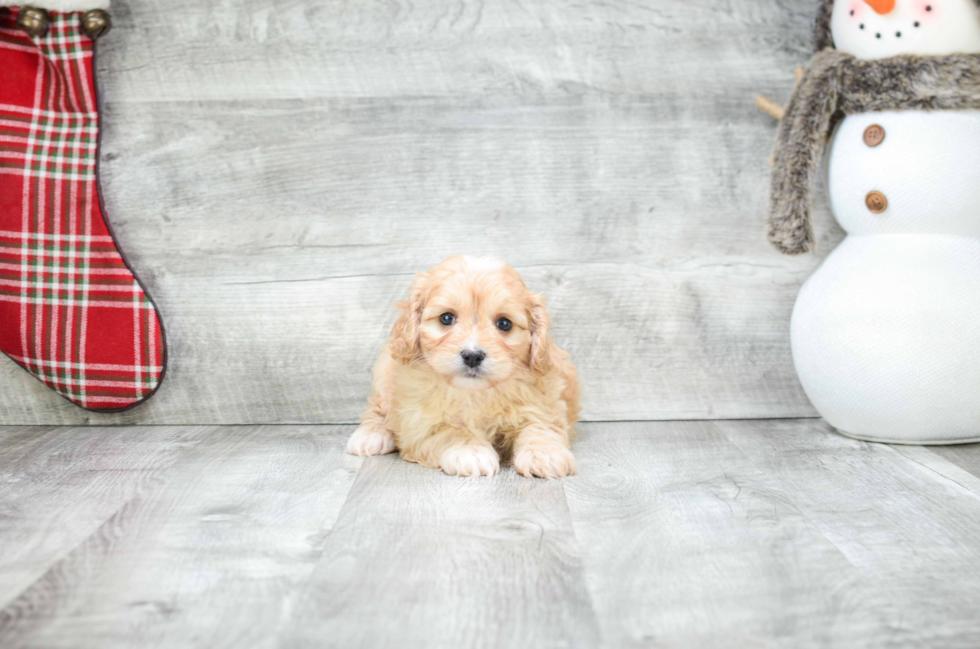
[3, 421, 980, 648]
[0, 0, 829, 425]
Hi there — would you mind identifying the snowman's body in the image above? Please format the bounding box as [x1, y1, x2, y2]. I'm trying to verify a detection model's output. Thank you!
[790, 0, 980, 443]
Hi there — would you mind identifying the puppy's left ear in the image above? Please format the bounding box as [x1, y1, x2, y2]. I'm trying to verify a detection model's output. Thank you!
[528, 293, 553, 376]
[389, 272, 427, 365]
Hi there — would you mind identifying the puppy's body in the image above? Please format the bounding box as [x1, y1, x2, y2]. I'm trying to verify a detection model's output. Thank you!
[378, 341, 578, 468]
[348, 256, 580, 478]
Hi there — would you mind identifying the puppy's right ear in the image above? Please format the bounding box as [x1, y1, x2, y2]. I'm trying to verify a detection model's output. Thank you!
[389, 273, 427, 365]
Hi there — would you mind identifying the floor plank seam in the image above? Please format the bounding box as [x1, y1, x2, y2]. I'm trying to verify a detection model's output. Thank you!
[556, 478, 604, 647]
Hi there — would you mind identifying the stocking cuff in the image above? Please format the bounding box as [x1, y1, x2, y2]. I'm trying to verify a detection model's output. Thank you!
[0, 1, 109, 11]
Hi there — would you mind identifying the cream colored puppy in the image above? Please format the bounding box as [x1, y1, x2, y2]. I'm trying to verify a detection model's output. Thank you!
[347, 256, 580, 479]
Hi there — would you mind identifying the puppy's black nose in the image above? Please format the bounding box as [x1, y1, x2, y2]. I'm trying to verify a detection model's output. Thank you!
[461, 349, 486, 368]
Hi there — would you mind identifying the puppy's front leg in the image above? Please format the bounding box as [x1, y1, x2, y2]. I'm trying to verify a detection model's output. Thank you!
[348, 353, 397, 457]
[512, 424, 576, 479]
[403, 426, 499, 478]
[347, 395, 396, 457]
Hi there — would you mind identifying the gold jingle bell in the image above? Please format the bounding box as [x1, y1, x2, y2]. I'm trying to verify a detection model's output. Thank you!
[17, 6, 50, 37]
[81, 9, 111, 40]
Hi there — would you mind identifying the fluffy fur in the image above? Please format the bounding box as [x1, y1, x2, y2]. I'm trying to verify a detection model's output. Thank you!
[815, 0, 838, 52]
[0, 1, 109, 10]
[769, 35, 980, 254]
[347, 256, 581, 479]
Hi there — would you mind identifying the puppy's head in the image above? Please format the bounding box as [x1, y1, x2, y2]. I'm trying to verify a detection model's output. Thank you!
[389, 256, 553, 390]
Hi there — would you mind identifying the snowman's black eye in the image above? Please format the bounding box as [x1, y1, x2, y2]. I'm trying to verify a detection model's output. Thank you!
[439, 313, 456, 326]
[926, 5, 932, 11]
[495, 317, 512, 332]
[850, 9, 855, 15]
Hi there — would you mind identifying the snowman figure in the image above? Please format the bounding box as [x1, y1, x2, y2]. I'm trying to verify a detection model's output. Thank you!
[767, 0, 980, 443]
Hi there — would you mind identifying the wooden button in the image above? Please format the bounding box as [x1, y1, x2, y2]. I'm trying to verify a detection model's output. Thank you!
[16, 6, 50, 37]
[863, 124, 885, 147]
[866, 191, 888, 214]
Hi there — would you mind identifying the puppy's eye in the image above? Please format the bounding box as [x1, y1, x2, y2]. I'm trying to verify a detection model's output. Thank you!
[439, 313, 456, 326]
[496, 317, 513, 332]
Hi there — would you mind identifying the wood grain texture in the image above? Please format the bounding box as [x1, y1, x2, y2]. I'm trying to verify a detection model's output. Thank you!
[101, 0, 818, 102]
[716, 419, 980, 648]
[928, 443, 980, 480]
[0, 426, 204, 610]
[286, 451, 600, 649]
[564, 420, 870, 647]
[565, 420, 980, 647]
[0, 425, 360, 648]
[0, 0, 837, 424]
[4, 422, 980, 647]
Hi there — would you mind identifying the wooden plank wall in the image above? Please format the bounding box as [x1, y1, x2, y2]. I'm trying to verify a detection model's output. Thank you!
[0, 0, 839, 424]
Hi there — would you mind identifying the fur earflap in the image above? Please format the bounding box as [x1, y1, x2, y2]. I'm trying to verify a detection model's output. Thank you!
[769, 49, 980, 254]
[815, 0, 836, 52]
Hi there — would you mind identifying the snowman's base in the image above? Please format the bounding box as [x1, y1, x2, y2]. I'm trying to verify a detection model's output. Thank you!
[792, 235, 980, 447]
[830, 426, 980, 446]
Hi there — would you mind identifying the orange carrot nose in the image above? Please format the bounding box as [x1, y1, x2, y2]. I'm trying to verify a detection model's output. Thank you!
[863, 0, 896, 14]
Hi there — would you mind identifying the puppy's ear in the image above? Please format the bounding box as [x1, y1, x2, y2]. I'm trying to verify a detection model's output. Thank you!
[528, 292, 553, 376]
[389, 273, 428, 365]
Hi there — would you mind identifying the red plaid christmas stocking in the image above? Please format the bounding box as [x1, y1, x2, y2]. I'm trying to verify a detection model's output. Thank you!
[0, 3, 166, 411]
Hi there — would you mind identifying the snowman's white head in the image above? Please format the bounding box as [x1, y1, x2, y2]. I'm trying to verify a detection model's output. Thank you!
[831, 0, 980, 59]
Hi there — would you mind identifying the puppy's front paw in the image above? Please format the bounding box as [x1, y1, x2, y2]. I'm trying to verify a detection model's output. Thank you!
[347, 424, 396, 457]
[513, 444, 577, 479]
[440, 445, 500, 478]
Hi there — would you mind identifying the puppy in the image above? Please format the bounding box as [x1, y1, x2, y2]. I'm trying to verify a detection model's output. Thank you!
[347, 256, 580, 478]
